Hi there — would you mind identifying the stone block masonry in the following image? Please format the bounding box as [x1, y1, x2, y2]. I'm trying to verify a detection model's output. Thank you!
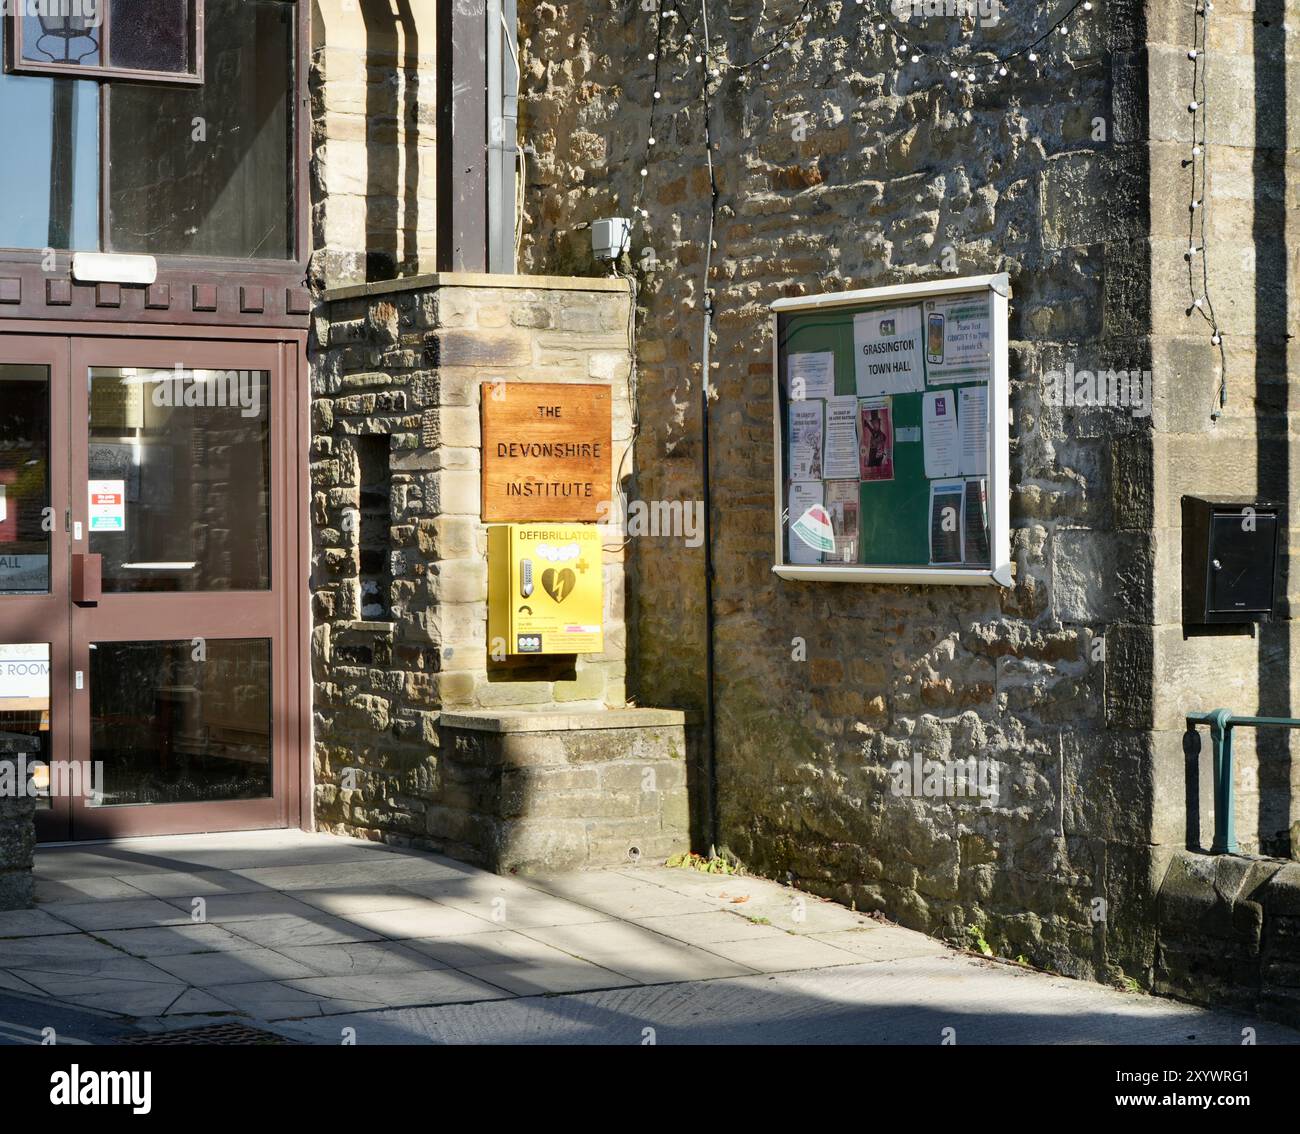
[0, 792, 34, 910]
[515, 0, 1300, 1021]
[437, 709, 690, 872]
[517, 0, 1160, 984]
[310, 272, 689, 866]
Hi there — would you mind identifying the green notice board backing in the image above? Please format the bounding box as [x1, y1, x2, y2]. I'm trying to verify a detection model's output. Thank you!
[771, 275, 1011, 587]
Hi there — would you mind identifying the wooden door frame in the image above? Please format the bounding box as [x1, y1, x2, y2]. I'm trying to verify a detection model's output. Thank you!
[0, 320, 309, 841]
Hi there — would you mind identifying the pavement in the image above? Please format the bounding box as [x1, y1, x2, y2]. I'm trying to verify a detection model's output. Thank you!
[0, 829, 1296, 1045]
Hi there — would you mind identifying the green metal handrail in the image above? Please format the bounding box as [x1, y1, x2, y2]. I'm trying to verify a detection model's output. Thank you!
[1185, 709, 1300, 854]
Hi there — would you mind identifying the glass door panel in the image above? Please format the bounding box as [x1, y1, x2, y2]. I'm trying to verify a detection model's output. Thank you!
[0, 364, 52, 595]
[0, 643, 53, 811]
[89, 637, 272, 807]
[69, 337, 289, 839]
[0, 339, 71, 841]
[87, 365, 271, 592]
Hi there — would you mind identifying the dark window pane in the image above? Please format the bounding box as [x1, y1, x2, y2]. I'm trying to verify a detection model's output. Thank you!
[107, 0, 295, 259]
[89, 638, 272, 806]
[88, 366, 271, 592]
[108, 0, 189, 73]
[22, 11, 102, 67]
[0, 366, 51, 594]
[0, 24, 100, 251]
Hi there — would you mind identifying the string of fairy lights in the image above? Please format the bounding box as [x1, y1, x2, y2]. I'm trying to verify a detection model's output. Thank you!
[626, 0, 1227, 419]
[633, 0, 1099, 219]
[1185, 1, 1228, 418]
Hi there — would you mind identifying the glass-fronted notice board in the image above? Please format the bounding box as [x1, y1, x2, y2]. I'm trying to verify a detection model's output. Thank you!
[771, 274, 1011, 586]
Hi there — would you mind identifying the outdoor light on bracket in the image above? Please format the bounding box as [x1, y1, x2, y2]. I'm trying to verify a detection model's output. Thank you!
[591, 217, 632, 262]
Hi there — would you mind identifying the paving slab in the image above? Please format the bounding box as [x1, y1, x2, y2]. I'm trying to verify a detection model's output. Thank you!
[116, 870, 272, 900]
[699, 935, 865, 973]
[38, 898, 191, 932]
[149, 948, 319, 987]
[290, 885, 436, 917]
[35, 877, 151, 903]
[423, 888, 614, 930]
[99, 924, 257, 958]
[0, 909, 82, 938]
[61, 985, 194, 1018]
[180, 981, 341, 1021]
[406, 929, 605, 969]
[165, 891, 320, 923]
[282, 971, 512, 1012]
[632, 911, 792, 946]
[275, 941, 445, 977]
[810, 927, 952, 961]
[220, 913, 382, 950]
[343, 904, 499, 941]
[0, 933, 125, 968]
[231, 856, 467, 892]
[460, 959, 638, 996]
[16, 956, 183, 998]
[162, 988, 239, 1017]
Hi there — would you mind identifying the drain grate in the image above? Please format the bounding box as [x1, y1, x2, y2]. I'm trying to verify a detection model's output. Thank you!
[123, 1023, 299, 1046]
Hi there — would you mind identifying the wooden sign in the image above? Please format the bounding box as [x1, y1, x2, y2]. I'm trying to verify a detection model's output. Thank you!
[481, 382, 612, 522]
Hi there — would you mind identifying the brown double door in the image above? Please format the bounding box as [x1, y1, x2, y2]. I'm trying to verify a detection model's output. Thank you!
[0, 329, 305, 841]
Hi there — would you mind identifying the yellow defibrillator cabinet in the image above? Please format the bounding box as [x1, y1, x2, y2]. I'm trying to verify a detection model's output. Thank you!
[488, 524, 603, 655]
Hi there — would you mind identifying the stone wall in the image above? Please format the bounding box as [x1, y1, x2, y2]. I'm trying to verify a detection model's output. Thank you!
[1146, 1, 1300, 861]
[518, 0, 1162, 981]
[310, 0, 438, 287]
[309, 273, 651, 850]
[0, 792, 34, 910]
[438, 709, 690, 872]
[1156, 851, 1300, 1025]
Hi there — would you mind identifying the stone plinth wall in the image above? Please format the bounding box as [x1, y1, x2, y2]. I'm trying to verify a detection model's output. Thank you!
[0, 793, 34, 910]
[437, 709, 690, 872]
[310, 273, 640, 848]
[1156, 852, 1300, 1026]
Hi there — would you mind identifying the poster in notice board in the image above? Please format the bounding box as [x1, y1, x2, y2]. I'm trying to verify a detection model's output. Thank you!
[774, 277, 1007, 581]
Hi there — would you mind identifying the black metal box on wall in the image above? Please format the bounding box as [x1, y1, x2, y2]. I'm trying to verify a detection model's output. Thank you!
[1181, 496, 1283, 624]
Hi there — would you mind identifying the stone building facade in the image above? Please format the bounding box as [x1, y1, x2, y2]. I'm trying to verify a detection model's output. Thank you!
[1, 0, 1294, 1027]
[513, 0, 1300, 1014]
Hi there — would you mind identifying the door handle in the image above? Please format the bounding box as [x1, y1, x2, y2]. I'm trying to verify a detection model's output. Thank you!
[72, 553, 102, 605]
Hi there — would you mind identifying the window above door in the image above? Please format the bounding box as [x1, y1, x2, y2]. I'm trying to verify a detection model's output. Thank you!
[9, 0, 203, 85]
[0, 0, 300, 264]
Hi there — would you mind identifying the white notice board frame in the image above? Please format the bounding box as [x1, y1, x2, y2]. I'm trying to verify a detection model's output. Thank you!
[770, 273, 1012, 586]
